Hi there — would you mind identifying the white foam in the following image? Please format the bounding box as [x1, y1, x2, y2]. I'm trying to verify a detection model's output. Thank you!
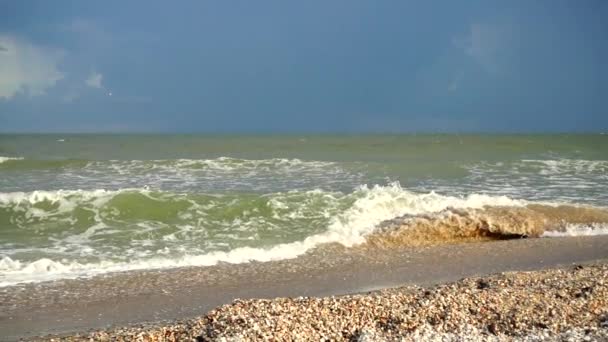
[92, 157, 337, 172]
[68, 157, 362, 193]
[542, 223, 608, 237]
[0, 156, 23, 163]
[0, 183, 528, 286]
[453, 159, 608, 205]
[522, 159, 608, 175]
[0, 188, 124, 205]
[0, 188, 152, 235]
[0, 189, 131, 223]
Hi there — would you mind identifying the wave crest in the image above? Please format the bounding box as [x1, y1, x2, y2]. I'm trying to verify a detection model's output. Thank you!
[1, 184, 607, 286]
[0, 156, 23, 164]
[365, 204, 608, 248]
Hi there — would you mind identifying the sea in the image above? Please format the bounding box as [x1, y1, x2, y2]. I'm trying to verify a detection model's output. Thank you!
[1, 134, 607, 286]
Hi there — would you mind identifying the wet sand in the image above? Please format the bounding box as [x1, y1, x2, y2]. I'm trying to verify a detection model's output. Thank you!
[2, 235, 608, 340]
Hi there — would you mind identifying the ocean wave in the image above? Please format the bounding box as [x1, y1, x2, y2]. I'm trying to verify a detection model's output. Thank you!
[442, 158, 608, 205]
[1, 183, 607, 286]
[79, 157, 341, 175]
[0, 157, 364, 193]
[0, 184, 526, 230]
[167, 157, 336, 170]
[0, 183, 525, 286]
[0, 188, 121, 205]
[521, 159, 608, 175]
[0, 187, 343, 229]
[364, 204, 608, 248]
[0, 158, 89, 170]
[0, 156, 337, 170]
[541, 223, 608, 237]
[0, 156, 23, 164]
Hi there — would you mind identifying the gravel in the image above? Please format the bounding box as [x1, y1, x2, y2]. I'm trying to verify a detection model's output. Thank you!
[33, 263, 608, 341]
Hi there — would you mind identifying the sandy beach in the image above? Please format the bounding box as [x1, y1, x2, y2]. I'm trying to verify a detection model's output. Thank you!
[3, 235, 607, 341]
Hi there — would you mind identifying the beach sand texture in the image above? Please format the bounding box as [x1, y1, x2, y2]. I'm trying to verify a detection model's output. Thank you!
[3, 235, 606, 341]
[28, 259, 608, 341]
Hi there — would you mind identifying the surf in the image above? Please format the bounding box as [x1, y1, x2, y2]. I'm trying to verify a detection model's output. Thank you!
[1, 183, 607, 286]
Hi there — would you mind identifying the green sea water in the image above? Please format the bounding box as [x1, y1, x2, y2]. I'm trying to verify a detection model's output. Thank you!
[0, 134, 607, 285]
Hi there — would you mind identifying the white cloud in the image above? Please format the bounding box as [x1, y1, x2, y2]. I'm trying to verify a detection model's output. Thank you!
[85, 71, 103, 88]
[0, 34, 65, 99]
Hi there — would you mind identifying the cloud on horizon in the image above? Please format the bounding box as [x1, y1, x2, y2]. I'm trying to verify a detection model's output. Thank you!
[0, 34, 65, 100]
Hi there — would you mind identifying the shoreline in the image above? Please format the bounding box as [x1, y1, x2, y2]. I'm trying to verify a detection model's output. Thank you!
[2, 235, 608, 340]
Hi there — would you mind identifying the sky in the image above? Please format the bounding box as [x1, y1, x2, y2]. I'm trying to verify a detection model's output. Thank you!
[0, 1, 607, 133]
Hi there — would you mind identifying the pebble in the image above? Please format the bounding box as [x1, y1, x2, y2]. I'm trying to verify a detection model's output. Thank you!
[31, 263, 608, 341]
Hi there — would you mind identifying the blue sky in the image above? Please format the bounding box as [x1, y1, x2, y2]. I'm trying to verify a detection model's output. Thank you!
[0, 1, 606, 133]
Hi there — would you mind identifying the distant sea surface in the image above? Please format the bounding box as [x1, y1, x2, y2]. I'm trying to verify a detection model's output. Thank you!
[1, 134, 607, 286]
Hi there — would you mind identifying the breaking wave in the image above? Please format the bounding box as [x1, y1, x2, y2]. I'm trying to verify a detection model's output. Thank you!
[0, 156, 337, 170]
[0, 157, 365, 193]
[1, 183, 607, 286]
[0, 156, 23, 164]
[365, 204, 608, 248]
[437, 158, 608, 205]
[521, 159, 608, 175]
